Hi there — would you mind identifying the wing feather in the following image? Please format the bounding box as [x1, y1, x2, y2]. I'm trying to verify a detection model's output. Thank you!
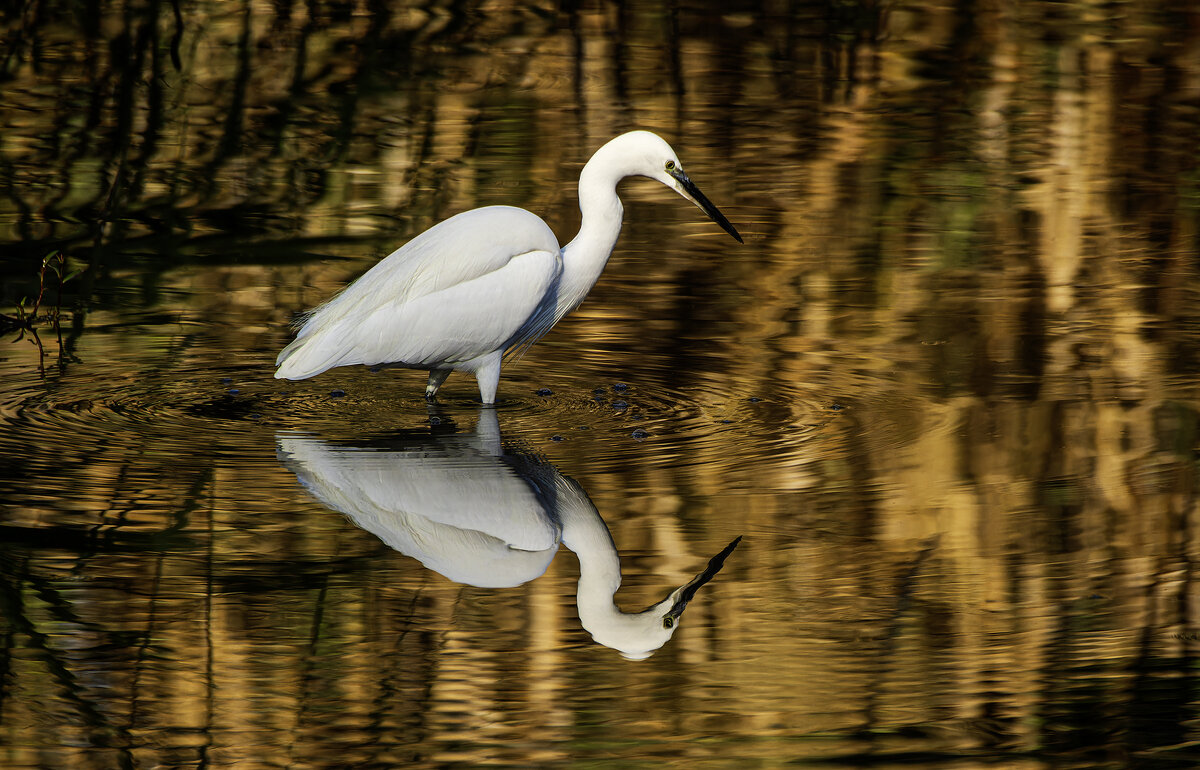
[277, 248, 561, 378]
[276, 206, 563, 379]
[293, 206, 559, 336]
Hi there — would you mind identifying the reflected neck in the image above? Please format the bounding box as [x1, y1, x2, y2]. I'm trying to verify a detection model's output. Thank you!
[555, 474, 678, 659]
[556, 475, 623, 614]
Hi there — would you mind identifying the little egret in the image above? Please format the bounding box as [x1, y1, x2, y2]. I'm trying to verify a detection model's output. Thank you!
[276, 409, 741, 659]
[274, 131, 742, 403]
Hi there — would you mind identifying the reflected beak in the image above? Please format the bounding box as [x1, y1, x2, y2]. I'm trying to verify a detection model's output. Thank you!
[670, 167, 743, 243]
[667, 535, 742, 619]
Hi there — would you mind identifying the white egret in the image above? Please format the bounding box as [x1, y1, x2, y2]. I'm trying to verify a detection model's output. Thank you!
[274, 131, 742, 404]
[276, 409, 741, 659]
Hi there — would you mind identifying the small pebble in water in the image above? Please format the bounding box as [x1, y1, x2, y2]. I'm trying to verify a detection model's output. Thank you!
[249, 413, 262, 419]
[611, 400, 628, 410]
[631, 428, 650, 440]
[829, 403, 844, 411]
[612, 382, 629, 393]
[330, 389, 346, 398]
[369, 366, 382, 373]
[593, 386, 607, 395]
[429, 416, 441, 426]
[228, 388, 240, 395]
[720, 419, 734, 424]
[551, 434, 564, 442]
[748, 396, 762, 403]
[536, 387, 553, 397]
[220, 377, 233, 385]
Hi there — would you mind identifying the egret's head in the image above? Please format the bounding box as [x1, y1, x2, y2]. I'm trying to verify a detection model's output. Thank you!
[580, 535, 743, 660]
[597, 131, 744, 244]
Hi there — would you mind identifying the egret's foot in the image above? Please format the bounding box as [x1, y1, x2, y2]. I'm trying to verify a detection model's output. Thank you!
[426, 369, 452, 400]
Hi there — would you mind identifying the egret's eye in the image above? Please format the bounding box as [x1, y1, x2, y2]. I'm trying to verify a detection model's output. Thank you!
[665, 160, 676, 171]
[663, 616, 674, 629]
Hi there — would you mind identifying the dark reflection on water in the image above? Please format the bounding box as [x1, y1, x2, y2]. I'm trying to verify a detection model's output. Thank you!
[3, 0, 1200, 767]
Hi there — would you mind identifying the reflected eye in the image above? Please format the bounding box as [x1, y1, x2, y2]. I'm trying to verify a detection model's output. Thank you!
[665, 160, 676, 171]
[663, 616, 674, 629]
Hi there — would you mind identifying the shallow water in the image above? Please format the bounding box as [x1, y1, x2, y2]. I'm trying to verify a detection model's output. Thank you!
[3, 1, 1200, 767]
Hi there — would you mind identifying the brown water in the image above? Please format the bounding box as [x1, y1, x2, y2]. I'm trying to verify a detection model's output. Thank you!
[3, 1, 1200, 767]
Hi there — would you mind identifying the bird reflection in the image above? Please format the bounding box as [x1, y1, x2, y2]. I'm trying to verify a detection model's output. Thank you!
[275, 409, 740, 660]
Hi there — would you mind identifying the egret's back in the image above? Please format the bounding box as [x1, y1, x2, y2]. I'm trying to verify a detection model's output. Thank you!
[275, 206, 562, 380]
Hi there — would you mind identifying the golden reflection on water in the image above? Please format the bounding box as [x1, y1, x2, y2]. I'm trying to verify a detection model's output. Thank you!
[2, 0, 1200, 767]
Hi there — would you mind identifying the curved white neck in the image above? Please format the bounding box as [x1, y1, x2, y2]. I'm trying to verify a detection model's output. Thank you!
[556, 151, 627, 322]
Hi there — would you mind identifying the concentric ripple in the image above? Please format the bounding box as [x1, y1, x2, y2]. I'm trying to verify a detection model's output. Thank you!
[0, 341, 853, 517]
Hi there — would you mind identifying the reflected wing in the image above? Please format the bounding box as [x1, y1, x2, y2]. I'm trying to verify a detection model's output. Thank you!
[276, 433, 560, 550]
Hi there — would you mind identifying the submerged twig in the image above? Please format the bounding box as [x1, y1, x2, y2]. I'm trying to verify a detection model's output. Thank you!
[2, 250, 80, 375]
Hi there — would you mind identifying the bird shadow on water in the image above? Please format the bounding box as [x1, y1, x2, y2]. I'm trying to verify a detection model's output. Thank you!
[275, 407, 741, 660]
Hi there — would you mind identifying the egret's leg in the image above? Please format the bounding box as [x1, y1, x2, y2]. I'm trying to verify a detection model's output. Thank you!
[474, 352, 503, 406]
[426, 369, 452, 400]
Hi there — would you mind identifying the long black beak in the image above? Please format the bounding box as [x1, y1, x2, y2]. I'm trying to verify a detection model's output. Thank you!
[670, 167, 743, 243]
[667, 535, 742, 619]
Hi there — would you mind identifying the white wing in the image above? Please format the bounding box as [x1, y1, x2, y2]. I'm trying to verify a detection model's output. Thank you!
[276, 205, 562, 378]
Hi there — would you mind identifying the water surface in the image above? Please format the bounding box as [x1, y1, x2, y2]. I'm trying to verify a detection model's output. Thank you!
[3, 1, 1200, 767]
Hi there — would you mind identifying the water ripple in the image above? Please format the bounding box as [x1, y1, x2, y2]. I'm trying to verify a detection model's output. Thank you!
[0, 354, 850, 504]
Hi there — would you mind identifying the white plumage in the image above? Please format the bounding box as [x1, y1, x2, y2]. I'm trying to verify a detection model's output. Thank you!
[275, 131, 742, 404]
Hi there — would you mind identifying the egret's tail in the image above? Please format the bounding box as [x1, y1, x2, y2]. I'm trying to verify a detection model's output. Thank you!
[275, 335, 341, 380]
